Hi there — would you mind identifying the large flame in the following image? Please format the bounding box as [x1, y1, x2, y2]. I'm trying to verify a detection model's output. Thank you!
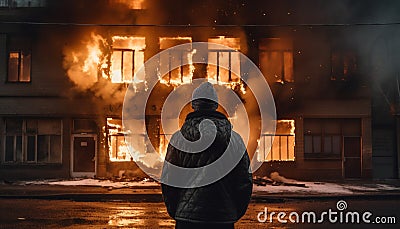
[107, 36, 146, 83]
[65, 33, 251, 165]
[207, 36, 246, 94]
[111, 0, 145, 9]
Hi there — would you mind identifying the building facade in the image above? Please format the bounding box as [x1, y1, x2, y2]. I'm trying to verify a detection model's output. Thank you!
[0, 0, 399, 180]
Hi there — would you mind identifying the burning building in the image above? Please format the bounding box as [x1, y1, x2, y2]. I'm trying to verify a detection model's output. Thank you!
[1, 0, 400, 180]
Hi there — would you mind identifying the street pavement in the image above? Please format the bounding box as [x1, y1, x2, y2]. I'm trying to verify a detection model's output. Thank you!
[0, 180, 399, 228]
[0, 198, 399, 228]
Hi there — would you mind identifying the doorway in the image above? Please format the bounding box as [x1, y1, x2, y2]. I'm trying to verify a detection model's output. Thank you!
[71, 134, 97, 177]
[343, 136, 362, 178]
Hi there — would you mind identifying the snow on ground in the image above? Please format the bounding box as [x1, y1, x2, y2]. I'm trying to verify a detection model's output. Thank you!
[253, 181, 400, 195]
[23, 178, 159, 188]
[16, 178, 400, 195]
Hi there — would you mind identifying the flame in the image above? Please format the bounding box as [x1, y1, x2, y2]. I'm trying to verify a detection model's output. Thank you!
[158, 37, 195, 87]
[107, 36, 146, 84]
[83, 34, 107, 74]
[258, 120, 296, 162]
[63, 33, 108, 89]
[107, 118, 133, 162]
[207, 36, 245, 93]
[66, 33, 246, 93]
[277, 120, 295, 135]
[111, 0, 145, 9]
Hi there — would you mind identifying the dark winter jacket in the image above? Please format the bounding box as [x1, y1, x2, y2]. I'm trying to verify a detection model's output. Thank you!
[161, 110, 253, 223]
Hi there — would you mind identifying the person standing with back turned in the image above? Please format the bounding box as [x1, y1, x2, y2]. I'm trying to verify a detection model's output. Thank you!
[161, 82, 253, 229]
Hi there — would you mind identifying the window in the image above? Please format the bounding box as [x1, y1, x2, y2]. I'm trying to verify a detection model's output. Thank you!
[109, 36, 145, 83]
[73, 119, 97, 134]
[3, 118, 62, 163]
[331, 50, 357, 81]
[304, 119, 361, 159]
[107, 118, 146, 162]
[7, 36, 32, 83]
[0, 0, 8, 7]
[258, 120, 295, 162]
[159, 37, 193, 85]
[259, 38, 294, 83]
[110, 0, 145, 9]
[7, 51, 31, 82]
[208, 37, 241, 83]
[0, 0, 47, 8]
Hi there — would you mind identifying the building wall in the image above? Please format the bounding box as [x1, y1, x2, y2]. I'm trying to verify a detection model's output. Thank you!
[1, 1, 399, 180]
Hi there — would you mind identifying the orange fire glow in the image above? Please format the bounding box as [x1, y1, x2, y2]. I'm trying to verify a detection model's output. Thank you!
[158, 37, 195, 87]
[108, 36, 146, 83]
[111, 0, 145, 9]
[207, 36, 246, 94]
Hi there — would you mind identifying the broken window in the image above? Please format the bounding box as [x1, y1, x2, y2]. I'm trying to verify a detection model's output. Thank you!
[331, 50, 357, 81]
[208, 37, 241, 83]
[3, 118, 62, 163]
[258, 120, 295, 162]
[159, 37, 193, 85]
[259, 38, 294, 83]
[304, 119, 361, 159]
[110, 36, 145, 83]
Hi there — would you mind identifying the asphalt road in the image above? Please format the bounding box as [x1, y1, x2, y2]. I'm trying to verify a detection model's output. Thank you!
[0, 199, 399, 228]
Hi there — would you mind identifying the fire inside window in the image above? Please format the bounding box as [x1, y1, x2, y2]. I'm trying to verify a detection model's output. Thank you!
[110, 36, 145, 83]
[107, 118, 132, 161]
[208, 37, 241, 83]
[331, 50, 357, 81]
[259, 38, 294, 84]
[159, 37, 193, 85]
[107, 118, 147, 162]
[8, 51, 31, 82]
[110, 0, 145, 9]
[258, 120, 295, 162]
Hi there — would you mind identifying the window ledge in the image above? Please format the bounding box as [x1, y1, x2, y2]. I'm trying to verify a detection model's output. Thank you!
[1, 162, 62, 166]
[304, 153, 341, 160]
[304, 157, 341, 161]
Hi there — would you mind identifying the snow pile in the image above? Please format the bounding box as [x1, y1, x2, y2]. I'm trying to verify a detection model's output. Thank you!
[253, 172, 400, 195]
[253, 182, 354, 195]
[23, 178, 159, 188]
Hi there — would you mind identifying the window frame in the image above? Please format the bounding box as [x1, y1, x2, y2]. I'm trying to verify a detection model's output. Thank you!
[6, 35, 32, 83]
[158, 37, 193, 85]
[208, 49, 241, 83]
[330, 48, 358, 81]
[160, 48, 193, 84]
[259, 38, 294, 83]
[2, 118, 63, 164]
[303, 118, 361, 160]
[109, 36, 146, 84]
[259, 133, 295, 162]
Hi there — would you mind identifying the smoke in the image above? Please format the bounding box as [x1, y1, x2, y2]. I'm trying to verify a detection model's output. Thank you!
[63, 32, 128, 104]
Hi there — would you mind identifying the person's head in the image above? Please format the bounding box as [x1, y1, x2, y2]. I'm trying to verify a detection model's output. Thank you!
[191, 82, 218, 111]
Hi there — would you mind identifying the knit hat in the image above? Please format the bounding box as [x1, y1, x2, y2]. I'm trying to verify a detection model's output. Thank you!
[191, 82, 219, 111]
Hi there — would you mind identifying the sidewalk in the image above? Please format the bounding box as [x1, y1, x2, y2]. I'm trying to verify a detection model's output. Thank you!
[1, 179, 400, 203]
